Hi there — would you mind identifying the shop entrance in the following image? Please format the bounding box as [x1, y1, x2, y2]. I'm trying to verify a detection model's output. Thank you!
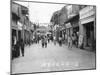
[84, 22, 94, 47]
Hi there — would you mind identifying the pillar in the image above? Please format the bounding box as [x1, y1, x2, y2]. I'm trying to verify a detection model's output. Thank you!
[16, 29, 18, 41]
[78, 21, 85, 48]
[22, 25, 24, 41]
[93, 8, 96, 50]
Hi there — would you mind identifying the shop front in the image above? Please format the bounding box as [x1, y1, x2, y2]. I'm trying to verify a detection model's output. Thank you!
[79, 6, 96, 50]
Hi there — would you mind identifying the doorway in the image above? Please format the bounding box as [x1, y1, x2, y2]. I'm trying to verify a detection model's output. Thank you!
[84, 22, 94, 47]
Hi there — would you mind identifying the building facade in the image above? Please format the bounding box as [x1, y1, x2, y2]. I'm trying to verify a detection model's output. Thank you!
[11, 2, 32, 46]
[50, 6, 68, 41]
[79, 6, 96, 50]
[64, 5, 80, 45]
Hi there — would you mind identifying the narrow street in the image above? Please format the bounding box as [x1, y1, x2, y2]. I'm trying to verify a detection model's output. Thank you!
[12, 41, 96, 74]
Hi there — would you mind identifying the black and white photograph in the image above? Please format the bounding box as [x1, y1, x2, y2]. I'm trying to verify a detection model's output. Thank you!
[11, 0, 96, 74]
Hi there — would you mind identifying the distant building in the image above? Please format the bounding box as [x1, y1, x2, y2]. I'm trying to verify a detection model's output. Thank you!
[50, 10, 61, 25]
[50, 6, 68, 40]
[65, 5, 80, 37]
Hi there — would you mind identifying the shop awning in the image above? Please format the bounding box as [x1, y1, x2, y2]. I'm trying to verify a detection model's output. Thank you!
[64, 14, 79, 24]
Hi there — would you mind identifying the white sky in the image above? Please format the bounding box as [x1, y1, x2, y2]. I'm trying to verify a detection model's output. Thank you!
[29, 2, 65, 24]
[13, 1, 65, 24]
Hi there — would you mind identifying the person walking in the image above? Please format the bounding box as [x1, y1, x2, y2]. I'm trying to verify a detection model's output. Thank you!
[48, 36, 50, 43]
[44, 36, 48, 48]
[20, 38, 24, 57]
[41, 36, 45, 48]
[72, 33, 75, 47]
[54, 36, 56, 45]
[59, 37, 62, 46]
[68, 35, 72, 48]
[12, 36, 18, 59]
[15, 39, 20, 57]
[37, 35, 40, 44]
[76, 32, 79, 48]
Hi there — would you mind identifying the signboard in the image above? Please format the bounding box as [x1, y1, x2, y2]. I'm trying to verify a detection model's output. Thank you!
[65, 23, 72, 28]
[17, 22, 23, 30]
[78, 35, 83, 47]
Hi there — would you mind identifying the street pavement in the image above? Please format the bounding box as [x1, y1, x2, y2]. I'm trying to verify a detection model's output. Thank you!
[11, 41, 96, 74]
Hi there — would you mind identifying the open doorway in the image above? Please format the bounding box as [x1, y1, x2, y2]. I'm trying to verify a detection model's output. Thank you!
[84, 22, 94, 47]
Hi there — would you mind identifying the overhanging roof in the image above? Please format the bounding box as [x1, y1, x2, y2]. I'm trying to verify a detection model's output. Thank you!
[64, 14, 79, 24]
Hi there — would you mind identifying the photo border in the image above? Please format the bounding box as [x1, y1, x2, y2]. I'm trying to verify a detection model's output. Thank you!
[10, 0, 96, 74]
